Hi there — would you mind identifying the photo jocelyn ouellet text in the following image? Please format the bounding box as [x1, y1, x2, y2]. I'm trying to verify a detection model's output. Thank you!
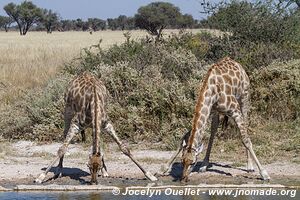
[111, 187, 297, 198]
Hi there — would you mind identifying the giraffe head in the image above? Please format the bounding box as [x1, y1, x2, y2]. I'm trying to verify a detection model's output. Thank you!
[88, 153, 102, 184]
[181, 143, 203, 182]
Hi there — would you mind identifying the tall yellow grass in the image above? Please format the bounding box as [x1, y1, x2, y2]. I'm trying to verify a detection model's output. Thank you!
[0, 30, 146, 105]
[0, 29, 215, 106]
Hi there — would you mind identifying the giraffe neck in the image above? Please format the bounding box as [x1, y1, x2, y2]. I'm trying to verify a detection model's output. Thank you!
[92, 83, 100, 155]
[187, 72, 217, 152]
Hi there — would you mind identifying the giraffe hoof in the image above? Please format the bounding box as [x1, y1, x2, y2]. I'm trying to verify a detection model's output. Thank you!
[260, 169, 270, 181]
[199, 166, 207, 172]
[99, 172, 109, 177]
[55, 168, 63, 178]
[145, 171, 158, 181]
[34, 173, 46, 184]
[154, 170, 169, 177]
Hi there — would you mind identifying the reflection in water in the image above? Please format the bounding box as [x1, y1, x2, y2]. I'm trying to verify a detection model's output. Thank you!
[0, 190, 297, 200]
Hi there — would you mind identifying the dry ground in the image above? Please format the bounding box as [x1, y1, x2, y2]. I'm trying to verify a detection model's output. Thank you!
[0, 141, 299, 188]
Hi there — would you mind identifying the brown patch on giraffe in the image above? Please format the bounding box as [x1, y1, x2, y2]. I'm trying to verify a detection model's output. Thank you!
[219, 84, 225, 92]
[209, 77, 216, 85]
[223, 74, 233, 85]
[226, 99, 231, 107]
[230, 102, 238, 109]
[225, 85, 232, 94]
[219, 92, 226, 104]
[219, 67, 227, 73]
[226, 96, 231, 104]
[205, 89, 212, 98]
[200, 114, 206, 124]
[217, 76, 224, 84]
[229, 70, 235, 77]
[202, 107, 208, 116]
[214, 68, 222, 75]
[233, 78, 238, 86]
[230, 96, 236, 102]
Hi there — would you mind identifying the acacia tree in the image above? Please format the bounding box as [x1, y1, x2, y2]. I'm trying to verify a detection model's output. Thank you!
[42, 9, 59, 33]
[4, 1, 43, 35]
[0, 16, 13, 32]
[135, 2, 182, 39]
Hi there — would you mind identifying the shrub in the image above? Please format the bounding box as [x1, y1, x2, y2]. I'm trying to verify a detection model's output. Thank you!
[205, 1, 299, 44]
[250, 60, 300, 121]
[1, 32, 299, 153]
[0, 74, 71, 141]
[64, 37, 205, 147]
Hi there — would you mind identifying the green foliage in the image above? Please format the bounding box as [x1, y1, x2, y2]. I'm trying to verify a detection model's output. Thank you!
[0, 15, 13, 31]
[135, 2, 194, 38]
[205, 0, 300, 44]
[1, 31, 299, 156]
[41, 9, 59, 33]
[63, 36, 203, 146]
[251, 60, 300, 121]
[0, 75, 71, 141]
[88, 18, 106, 31]
[4, 1, 43, 35]
[165, 31, 298, 69]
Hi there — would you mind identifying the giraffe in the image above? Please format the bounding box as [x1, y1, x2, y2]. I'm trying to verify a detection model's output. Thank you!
[177, 57, 270, 181]
[34, 72, 157, 184]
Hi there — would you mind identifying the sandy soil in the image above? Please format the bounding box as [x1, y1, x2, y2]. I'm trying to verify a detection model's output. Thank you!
[0, 141, 299, 188]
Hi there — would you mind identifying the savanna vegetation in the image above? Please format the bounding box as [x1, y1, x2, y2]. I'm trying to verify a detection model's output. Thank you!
[0, 1, 199, 35]
[0, 0, 299, 164]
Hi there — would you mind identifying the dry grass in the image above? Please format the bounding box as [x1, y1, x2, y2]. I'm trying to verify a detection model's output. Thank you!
[0, 30, 139, 106]
[0, 29, 212, 107]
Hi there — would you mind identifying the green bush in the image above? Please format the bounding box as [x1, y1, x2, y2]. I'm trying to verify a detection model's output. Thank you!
[64, 37, 205, 147]
[1, 32, 299, 153]
[250, 60, 300, 121]
[205, 1, 299, 44]
[0, 74, 71, 141]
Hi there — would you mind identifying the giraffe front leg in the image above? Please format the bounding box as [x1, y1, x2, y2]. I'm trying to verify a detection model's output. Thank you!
[102, 121, 158, 181]
[199, 113, 219, 172]
[232, 110, 270, 180]
[158, 144, 182, 176]
[99, 147, 109, 177]
[158, 130, 190, 176]
[247, 149, 255, 172]
[34, 123, 79, 183]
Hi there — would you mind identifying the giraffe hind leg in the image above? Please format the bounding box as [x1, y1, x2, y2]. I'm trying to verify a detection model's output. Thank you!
[102, 121, 158, 181]
[231, 109, 270, 180]
[247, 149, 255, 172]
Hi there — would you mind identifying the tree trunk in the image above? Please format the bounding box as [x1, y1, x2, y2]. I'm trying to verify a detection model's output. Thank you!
[296, 0, 300, 8]
[17, 23, 23, 35]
